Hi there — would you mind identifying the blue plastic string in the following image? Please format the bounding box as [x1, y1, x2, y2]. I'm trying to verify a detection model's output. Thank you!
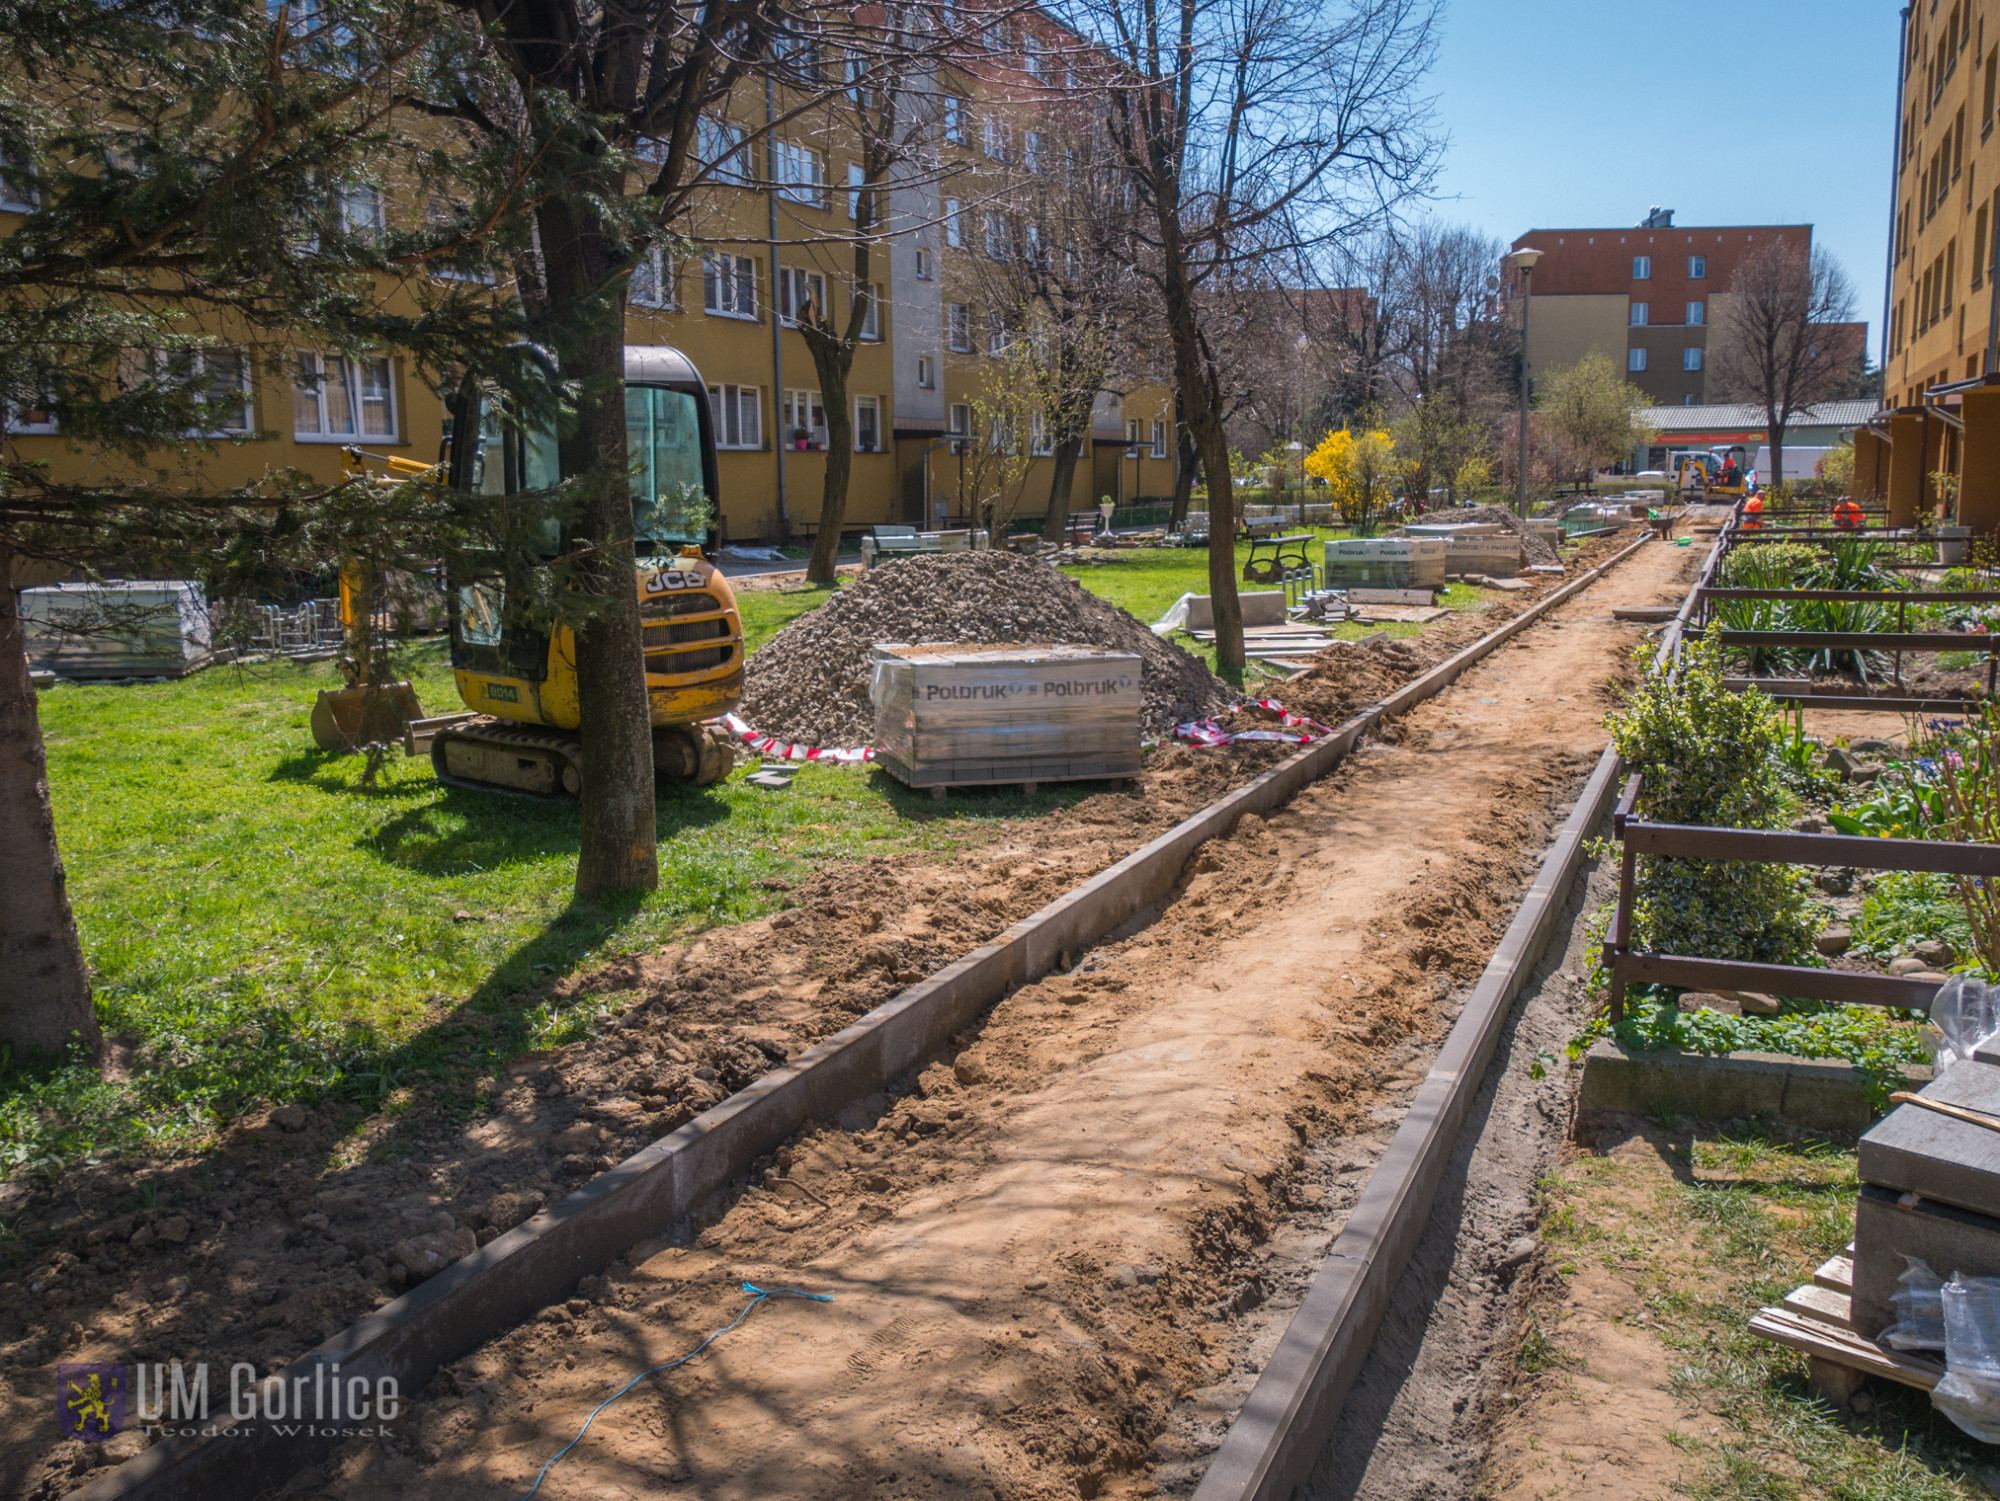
[518, 1281, 833, 1499]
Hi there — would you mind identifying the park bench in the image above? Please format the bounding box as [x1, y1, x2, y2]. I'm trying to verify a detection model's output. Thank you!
[1242, 531, 1316, 585]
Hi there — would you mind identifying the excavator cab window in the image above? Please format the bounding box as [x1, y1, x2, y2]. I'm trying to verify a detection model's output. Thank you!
[626, 383, 713, 554]
[444, 384, 557, 682]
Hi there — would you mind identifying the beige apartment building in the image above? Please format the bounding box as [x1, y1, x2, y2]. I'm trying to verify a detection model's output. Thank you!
[0, 9, 1180, 545]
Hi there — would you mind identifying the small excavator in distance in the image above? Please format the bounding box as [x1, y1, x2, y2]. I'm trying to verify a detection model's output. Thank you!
[338, 346, 745, 798]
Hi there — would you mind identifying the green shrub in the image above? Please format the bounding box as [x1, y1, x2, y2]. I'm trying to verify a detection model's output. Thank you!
[1606, 637, 1819, 965]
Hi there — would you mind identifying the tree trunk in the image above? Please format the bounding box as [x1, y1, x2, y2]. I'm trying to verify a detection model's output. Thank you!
[1041, 430, 1083, 543]
[1171, 404, 1197, 528]
[0, 544, 102, 1061]
[804, 335, 856, 584]
[540, 198, 658, 900]
[1767, 409, 1785, 498]
[1159, 259, 1242, 676]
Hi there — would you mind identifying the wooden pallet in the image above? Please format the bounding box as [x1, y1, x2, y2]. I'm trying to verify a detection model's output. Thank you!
[1749, 1245, 1944, 1403]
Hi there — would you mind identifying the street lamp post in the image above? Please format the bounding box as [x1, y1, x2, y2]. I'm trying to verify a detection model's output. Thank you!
[1508, 247, 1544, 519]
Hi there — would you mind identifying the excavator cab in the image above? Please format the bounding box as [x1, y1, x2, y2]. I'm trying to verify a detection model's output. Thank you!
[428, 346, 745, 798]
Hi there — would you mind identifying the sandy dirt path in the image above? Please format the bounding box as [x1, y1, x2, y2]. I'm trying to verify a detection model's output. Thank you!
[326, 540, 1701, 1501]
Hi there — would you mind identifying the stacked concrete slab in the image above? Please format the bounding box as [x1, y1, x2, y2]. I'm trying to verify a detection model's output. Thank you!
[1323, 537, 1446, 590]
[1853, 1058, 2000, 1335]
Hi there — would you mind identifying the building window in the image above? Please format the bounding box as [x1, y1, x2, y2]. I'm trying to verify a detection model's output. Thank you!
[782, 389, 827, 448]
[847, 163, 867, 220]
[987, 307, 1008, 355]
[706, 383, 763, 449]
[704, 253, 759, 318]
[1685, 301, 1703, 326]
[943, 95, 966, 145]
[630, 247, 676, 308]
[777, 266, 826, 325]
[915, 245, 933, 279]
[1025, 223, 1041, 263]
[150, 348, 253, 435]
[984, 211, 1008, 259]
[860, 282, 882, 340]
[4, 395, 58, 434]
[1151, 420, 1167, 459]
[336, 184, 385, 237]
[1688, 254, 1706, 278]
[1024, 33, 1045, 79]
[982, 112, 1008, 161]
[0, 147, 37, 213]
[944, 198, 962, 247]
[949, 402, 971, 435]
[947, 302, 971, 352]
[696, 118, 751, 184]
[1630, 302, 1649, 326]
[1627, 347, 1647, 373]
[855, 395, 881, 452]
[1023, 131, 1043, 173]
[1683, 347, 1703, 372]
[1632, 255, 1651, 279]
[772, 140, 825, 205]
[917, 355, 934, 389]
[293, 353, 396, 440]
[1029, 411, 1053, 456]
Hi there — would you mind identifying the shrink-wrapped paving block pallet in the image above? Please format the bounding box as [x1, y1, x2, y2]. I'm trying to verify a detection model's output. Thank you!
[869, 642, 1143, 789]
[1322, 537, 1447, 590]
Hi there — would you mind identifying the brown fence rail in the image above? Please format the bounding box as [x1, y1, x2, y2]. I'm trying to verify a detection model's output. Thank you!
[1601, 773, 2000, 1022]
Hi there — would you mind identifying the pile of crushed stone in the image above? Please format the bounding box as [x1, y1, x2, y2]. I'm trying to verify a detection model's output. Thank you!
[738, 550, 1235, 745]
[1405, 505, 1561, 568]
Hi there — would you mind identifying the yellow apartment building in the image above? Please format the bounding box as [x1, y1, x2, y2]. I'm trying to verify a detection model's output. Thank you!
[0, 9, 1180, 546]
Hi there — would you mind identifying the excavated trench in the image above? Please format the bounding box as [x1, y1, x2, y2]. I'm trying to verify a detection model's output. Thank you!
[293, 539, 1703, 1501]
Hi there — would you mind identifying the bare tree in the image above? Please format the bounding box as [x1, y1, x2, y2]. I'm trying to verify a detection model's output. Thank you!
[1074, 0, 1441, 675]
[1710, 238, 1858, 490]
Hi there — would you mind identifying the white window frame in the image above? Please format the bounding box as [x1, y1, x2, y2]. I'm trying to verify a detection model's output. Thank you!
[706, 383, 763, 449]
[1683, 347, 1704, 371]
[987, 308, 1008, 355]
[1029, 411, 1053, 456]
[337, 184, 385, 236]
[1688, 255, 1707, 278]
[696, 118, 751, 185]
[152, 348, 254, 436]
[847, 163, 867, 220]
[777, 266, 827, 325]
[293, 352, 397, 442]
[630, 246, 676, 309]
[982, 113, 1008, 161]
[3, 397, 58, 434]
[1632, 255, 1651, 279]
[1630, 302, 1649, 326]
[916, 355, 935, 389]
[1686, 301, 1704, 326]
[855, 394, 883, 452]
[947, 302, 972, 353]
[1023, 131, 1042, 173]
[1025, 223, 1041, 263]
[782, 389, 828, 448]
[944, 198, 962, 247]
[984, 211, 1009, 259]
[1151, 419, 1167, 459]
[1024, 34, 1045, 78]
[859, 282, 883, 341]
[943, 95, 966, 145]
[773, 139, 826, 206]
[949, 402, 971, 436]
[1628, 347, 1648, 372]
[915, 245, 933, 280]
[704, 252, 759, 319]
[0, 147, 37, 214]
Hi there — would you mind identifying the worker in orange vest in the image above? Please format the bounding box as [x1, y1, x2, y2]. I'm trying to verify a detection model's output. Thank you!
[1742, 492, 1765, 531]
[1832, 496, 1865, 530]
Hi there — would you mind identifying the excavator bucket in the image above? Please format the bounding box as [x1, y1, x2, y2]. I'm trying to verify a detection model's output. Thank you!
[309, 682, 426, 754]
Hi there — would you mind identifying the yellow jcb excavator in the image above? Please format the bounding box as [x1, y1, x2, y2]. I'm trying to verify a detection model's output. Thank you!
[332, 346, 745, 797]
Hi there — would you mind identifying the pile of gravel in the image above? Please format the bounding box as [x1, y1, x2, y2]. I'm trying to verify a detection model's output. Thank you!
[1407, 505, 1561, 568]
[738, 551, 1234, 746]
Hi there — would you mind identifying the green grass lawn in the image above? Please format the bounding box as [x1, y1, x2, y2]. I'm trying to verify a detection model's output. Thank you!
[0, 546, 1495, 1174]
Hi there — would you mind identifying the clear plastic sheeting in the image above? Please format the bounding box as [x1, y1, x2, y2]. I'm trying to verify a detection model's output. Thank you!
[1930, 976, 2000, 1076]
[1935, 1275, 2000, 1442]
[1882, 1257, 1946, 1351]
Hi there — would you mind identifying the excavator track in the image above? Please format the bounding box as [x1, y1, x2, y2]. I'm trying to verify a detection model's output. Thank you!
[431, 717, 738, 799]
[431, 719, 585, 800]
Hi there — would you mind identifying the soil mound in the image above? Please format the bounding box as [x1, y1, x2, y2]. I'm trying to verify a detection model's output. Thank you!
[739, 551, 1234, 744]
[1408, 505, 1561, 567]
[1262, 636, 1437, 727]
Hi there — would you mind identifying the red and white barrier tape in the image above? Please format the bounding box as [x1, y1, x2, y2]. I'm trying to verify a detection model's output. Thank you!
[716, 713, 876, 764]
[1172, 697, 1332, 747]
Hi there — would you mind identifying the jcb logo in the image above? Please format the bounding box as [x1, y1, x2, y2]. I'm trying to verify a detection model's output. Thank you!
[644, 570, 702, 593]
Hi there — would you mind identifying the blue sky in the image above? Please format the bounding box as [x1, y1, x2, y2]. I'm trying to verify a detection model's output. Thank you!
[1424, 0, 1901, 360]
